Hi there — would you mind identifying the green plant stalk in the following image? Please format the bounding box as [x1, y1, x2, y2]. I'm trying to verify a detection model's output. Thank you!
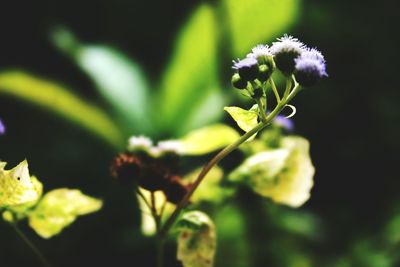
[269, 78, 281, 102]
[160, 84, 299, 238]
[11, 223, 52, 267]
[255, 97, 268, 123]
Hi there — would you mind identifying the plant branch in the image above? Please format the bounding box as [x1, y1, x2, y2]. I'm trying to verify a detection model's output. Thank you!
[11, 223, 52, 267]
[269, 78, 281, 103]
[160, 92, 295, 238]
[255, 97, 268, 123]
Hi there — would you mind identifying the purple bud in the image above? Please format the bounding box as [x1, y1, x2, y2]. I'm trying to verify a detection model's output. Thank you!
[273, 115, 294, 132]
[0, 119, 5, 135]
[270, 34, 305, 75]
[232, 57, 259, 81]
[294, 48, 328, 86]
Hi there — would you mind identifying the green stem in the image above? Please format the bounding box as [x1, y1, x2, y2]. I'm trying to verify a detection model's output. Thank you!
[11, 223, 52, 267]
[136, 188, 152, 211]
[255, 98, 268, 123]
[283, 77, 293, 99]
[269, 78, 281, 103]
[160, 94, 293, 238]
[286, 82, 302, 103]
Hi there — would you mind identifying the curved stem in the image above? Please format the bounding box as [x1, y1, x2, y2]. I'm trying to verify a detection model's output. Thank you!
[160, 121, 266, 238]
[160, 95, 291, 238]
[150, 192, 161, 231]
[286, 83, 302, 103]
[11, 223, 52, 267]
[136, 188, 152, 211]
[255, 98, 268, 123]
[269, 78, 281, 103]
[283, 78, 293, 99]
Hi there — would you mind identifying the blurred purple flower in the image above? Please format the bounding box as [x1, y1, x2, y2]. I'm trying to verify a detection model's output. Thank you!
[232, 57, 259, 81]
[273, 115, 294, 132]
[294, 48, 328, 86]
[0, 119, 5, 135]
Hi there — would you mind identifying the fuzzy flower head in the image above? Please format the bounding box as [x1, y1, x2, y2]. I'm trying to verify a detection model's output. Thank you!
[232, 57, 258, 82]
[247, 44, 275, 82]
[0, 119, 5, 135]
[247, 45, 272, 62]
[155, 140, 183, 155]
[270, 34, 305, 75]
[127, 135, 153, 152]
[294, 48, 327, 87]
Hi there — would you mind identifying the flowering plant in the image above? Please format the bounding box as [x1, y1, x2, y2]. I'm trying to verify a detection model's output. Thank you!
[110, 35, 327, 267]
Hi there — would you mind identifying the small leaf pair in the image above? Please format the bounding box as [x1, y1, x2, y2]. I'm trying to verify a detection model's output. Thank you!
[1, 160, 102, 238]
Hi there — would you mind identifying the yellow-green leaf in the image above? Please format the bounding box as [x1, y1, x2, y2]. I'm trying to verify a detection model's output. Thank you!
[0, 71, 124, 148]
[177, 211, 216, 267]
[186, 166, 233, 204]
[158, 4, 219, 134]
[0, 160, 43, 209]
[229, 136, 315, 207]
[179, 124, 240, 155]
[224, 105, 259, 132]
[224, 0, 300, 56]
[137, 189, 175, 236]
[28, 188, 102, 239]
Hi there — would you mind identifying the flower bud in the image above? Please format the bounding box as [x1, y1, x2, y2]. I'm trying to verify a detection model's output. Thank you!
[252, 84, 264, 98]
[139, 161, 169, 192]
[232, 57, 258, 81]
[111, 153, 142, 185]
[231, 73, 247, 89]
[163, 175, 189, 204]
[257, 64, 271, 82]
[270, 35, 305, 75]
[294, 48, 327, 87]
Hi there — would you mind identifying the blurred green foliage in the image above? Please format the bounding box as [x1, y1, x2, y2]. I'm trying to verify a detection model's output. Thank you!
[0, 0, 399, 266]
[224, 0, 299, 56]
[0, 71, 124, 148]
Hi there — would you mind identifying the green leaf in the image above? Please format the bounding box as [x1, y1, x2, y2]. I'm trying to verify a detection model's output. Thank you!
[52, 28, 153, 135]
[224, 104, 259, 132]
[157, 4, 219, 134]
[177, 211, 216, 267]
[0, 160, 43, 210]
[179, 124, 240, 156]
[229, 136, 315, 207]
[137, 189, 175, 236]
[28, 188, 102, 239]
[186, 165, 233, 204]
[223, 0, 300, 56]
[0, 71, 124, 148]
[178, 90, 227, 136]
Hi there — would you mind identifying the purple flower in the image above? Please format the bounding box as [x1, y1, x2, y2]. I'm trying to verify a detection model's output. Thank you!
[247, 44, 275, 81]
[0, 119, 5, 135]
[270, 35, 305, 75]
[247, 45, 272, 61]
[294, 48, 327, 86]
[273, 115, 294, 132]
[232, 57, 259, 81]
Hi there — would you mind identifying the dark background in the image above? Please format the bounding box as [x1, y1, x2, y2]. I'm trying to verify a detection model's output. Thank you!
[0, 0, 399, 266]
